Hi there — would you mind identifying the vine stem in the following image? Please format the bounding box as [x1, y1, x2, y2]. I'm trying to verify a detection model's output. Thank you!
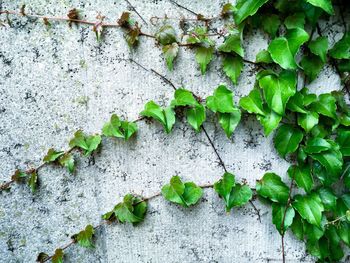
[280, 166, 296, 263]
[129, 58, 262, 222]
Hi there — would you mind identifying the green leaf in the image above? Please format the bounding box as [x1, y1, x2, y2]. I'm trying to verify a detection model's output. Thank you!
[102, 114, 137, 140]
[309, 36, 328, 63]
[310, 148, 343, 177]
[338, 59, 350, 72]
[73, 225, 95, 248]
[206, 85, 236, 113]
[222, 55, 243, 85]
[300, 54, 324, 82]
[292, 192, 324, 227]
[214, 172, 252, 212]
[288, 165, 313, 193]
[274, 124, 303, 158]
[272, 203, 295, 234]
[337, 129, 350, 157]
[268, 37, 296, 69]
[140, 101, 175, 133]
[186, 104, 206, 132]
[58, 153, 75, 174]
[218, 110, 241, 138]
[219, 29, 244, 57]
[268, 28, 309, 69]
[305, 0, 334, 15]
[155, 25, 177, 45]
[255, 50, 273, 64]
[262, 14, 280, 37]
[28, 171, 38, 193]
[286, 92, 307, 113]
[171, 89, 197, 107]
[305, 137, 333, 153]
[161, 176, 203, 207]
[43, 148, 64, 163]
[69, 131, 101, 156]
[257, 109, 282, 136]
[162, 43, 179, 71]
[310, 93, 337, 119]
[313, 161, 338, 186]
[52, 249, 64, 263]
[337, 222, 350, 246]
[318, 188, 337, 211]
[259, 70, 296, 115]
[291, 213, 304, 240]
[196, 46, 214, 74]
[239, 88, 265, 116]
[329, 33, 350, 60]
[234, 0, 269, 24]
[112, 194, 147, 224]
[256, 173, 289, 204]
[11, 169, 27, 183]
[297, 111, 319, 132]
[284, 13, 305, 29]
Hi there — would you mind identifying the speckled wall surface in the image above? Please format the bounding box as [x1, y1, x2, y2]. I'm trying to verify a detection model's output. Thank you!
[0, 1, 346, 262]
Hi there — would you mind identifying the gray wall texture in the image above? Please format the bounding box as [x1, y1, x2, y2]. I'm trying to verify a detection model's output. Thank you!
[0, 0, 346, 262]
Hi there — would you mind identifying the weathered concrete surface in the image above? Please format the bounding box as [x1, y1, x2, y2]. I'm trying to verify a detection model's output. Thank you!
[0, 0, 346, 262]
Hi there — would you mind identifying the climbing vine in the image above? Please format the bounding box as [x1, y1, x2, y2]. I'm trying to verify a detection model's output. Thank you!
[1, 0, 350, 262]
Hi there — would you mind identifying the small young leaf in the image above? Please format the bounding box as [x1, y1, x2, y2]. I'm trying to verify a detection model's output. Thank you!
[309, 36, 328, 63]
[206, 85, 236, 113]
[69, 130, 101, 156]
[155, 25, 177, 45]
[112, 194, 147, 224]
[256, 173, 289, 204]
[140, 101, 175, 133]
[218, 110, 241, 138]
[28, 171, 38, 193]
[218, 29, 244, 57]
[43, 148, 64, 163]
[11, 169, 27, 183]
[186, 104, 206, 132]
[222, 54, 243, 85]
[272, 203, 295, 235]
[102, 114, 137, 140]
[292, 192, 324, 227]
[274, 124, 303, 158]
[73, 225, 95, 248]
[58, 153, 75, 174]
[171, 89, 198, 107]
[161, 176, 203, 207]
[196, 46, 214, 74]
[52, 249, 64, 263]
[214, 172, 252, 212]
[162, 43, 179, 70]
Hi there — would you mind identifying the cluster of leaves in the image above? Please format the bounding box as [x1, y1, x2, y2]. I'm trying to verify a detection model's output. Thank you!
[141, 85, 241, 138]
[249, 87, 350, 260]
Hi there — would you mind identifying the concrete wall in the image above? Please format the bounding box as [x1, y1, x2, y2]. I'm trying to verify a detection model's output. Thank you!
[0, 0, 345, 262]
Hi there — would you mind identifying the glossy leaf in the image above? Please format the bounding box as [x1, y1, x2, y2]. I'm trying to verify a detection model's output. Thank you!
[141, 101, 175, 133]
[256, 173, 289, 204]
[43, 148, 64, 163]
[162, 43, 179, 70]
[73, 225, 95, 248]
[155, 25, 177, 45]
[206, 85, 236, 113]
[272, 203, 295, 234]
[161, 176, 203, 207]
[69, 130, 101, 156]
[274, 124, 303, 158]
[218, 110, 241, 138]
[222, 54, 243, 85]
[309, 36, 328, 63]
[58, 153, 75, 174]
[239, 88, 265, 116]
[234, 0, 269, 24]
[305, 0, 334, 15]
[186, 104, 206, 132]
[293, 192, 325, 227]
[329, 34, 350, 59]
[110, 194, 147, 224]
[196, 46, 214, 74]
[288, 165, 313, 193]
